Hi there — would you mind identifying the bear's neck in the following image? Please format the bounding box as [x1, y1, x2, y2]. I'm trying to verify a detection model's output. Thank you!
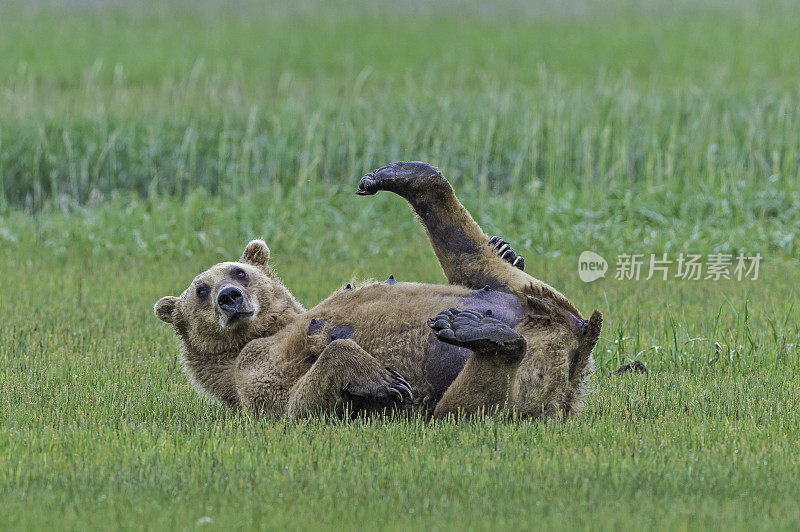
[179, 343, 241, 408]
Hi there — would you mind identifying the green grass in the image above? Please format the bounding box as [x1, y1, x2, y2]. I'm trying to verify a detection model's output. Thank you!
[1, 1, 799, 530]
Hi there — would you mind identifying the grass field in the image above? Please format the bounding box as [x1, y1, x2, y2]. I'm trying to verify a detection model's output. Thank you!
[1, 1, 799, 529]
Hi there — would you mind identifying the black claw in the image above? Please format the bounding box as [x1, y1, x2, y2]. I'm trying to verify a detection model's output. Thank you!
[389, 371, 411, 390]
[490, 235, 526, 268]
[394, 383, 412, 398]
[384, 368, 413, 399]
[386, 387, 403, 401]
[347, 367, 414, 404]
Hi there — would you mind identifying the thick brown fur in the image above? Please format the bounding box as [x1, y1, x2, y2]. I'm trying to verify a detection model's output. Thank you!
[155, 162, 602, 420]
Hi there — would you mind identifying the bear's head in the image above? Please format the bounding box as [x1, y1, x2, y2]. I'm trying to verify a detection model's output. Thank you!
[154, 239, 304, 360]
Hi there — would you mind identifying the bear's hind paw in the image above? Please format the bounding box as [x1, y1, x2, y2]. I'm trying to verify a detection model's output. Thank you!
[428, 307, 525, 358]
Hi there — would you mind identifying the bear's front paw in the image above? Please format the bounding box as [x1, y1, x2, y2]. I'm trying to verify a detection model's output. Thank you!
[343, 367, 413, 404]
[488, 235, 525, 270]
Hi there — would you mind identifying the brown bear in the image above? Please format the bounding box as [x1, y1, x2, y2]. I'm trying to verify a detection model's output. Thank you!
[154, 162, 602, 419]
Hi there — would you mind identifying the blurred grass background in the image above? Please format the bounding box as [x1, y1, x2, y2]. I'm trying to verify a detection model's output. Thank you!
[1, 1, 799, 529]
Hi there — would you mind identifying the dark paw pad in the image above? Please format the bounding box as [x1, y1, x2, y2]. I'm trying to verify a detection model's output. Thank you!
[488, 236, 525, 270]
[355, 173, 382, 196]
[428, 307, 524, 356]
[356, 161, 440, 196]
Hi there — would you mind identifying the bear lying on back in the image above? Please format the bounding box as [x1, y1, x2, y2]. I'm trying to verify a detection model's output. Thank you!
[155, 162, 601, 419]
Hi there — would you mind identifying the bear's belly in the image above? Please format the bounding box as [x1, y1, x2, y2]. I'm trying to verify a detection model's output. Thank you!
[306, 285, 527, 408]
[423, 338, 471, 404]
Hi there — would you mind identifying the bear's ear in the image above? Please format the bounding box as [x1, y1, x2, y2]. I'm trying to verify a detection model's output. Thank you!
[241, 239, 270, 267]
[154, 296, 180, 324]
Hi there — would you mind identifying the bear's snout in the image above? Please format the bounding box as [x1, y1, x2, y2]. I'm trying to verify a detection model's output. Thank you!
[216, 284, 255, 327]
[217, 285, 244, 314]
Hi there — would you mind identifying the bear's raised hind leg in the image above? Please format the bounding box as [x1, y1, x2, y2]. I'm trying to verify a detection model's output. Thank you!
[428, 308, 525, 419]
[357, 161, 585, 318]
[357, 161, 524, 291]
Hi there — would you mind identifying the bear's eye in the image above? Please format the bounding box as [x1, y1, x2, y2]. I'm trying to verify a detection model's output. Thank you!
[232, 268, 247, 281]
[195, 285, 210, 299]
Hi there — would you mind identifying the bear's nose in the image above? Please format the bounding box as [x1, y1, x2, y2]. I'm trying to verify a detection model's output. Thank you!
[217, 286, 243, 313]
